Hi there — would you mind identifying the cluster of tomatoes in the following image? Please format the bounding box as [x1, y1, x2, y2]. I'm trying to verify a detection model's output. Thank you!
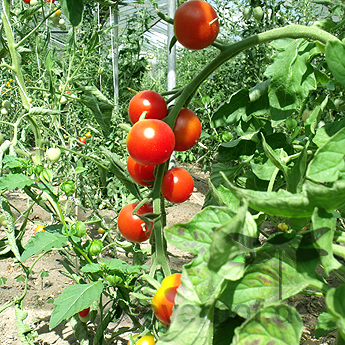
[117, 89, 201, 244]
[77, 131, 92, 147]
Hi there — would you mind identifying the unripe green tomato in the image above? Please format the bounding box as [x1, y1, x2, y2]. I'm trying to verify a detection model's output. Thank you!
[253, 6, 264, 22]
[0, 214, 8, 227]
[106, 274, 123, 286]
[74, 221, 87, 238]
[243, 7, 251, 20]
[46, 147, 61, 162]
[2, 100, 11, 109]
[89, 239, 103, 256]
[30, 0, 38, 5]
[58, 18, 65, 25]
[60, 95, 67, 104]
[285, 118, 297, 130]
[61, 180, 75, 196]
[1, 108, 8, 115]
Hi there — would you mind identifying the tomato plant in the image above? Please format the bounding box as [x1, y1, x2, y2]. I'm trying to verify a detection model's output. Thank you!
[128, 334, 155, 345]
[34, 225, 45, 235]
[152, 273, 182, 326]
[174, 0, 219, 50]
[128, 90, 167, 124]
[127, 155, 155, 186]
[161, 168, 194, 203]
[46, 147, 61, 162]
[173, 108, 202, 151]
[117, 202, 153, 243]
[126, 119, 175, 166]
[77, 137, 86, 147]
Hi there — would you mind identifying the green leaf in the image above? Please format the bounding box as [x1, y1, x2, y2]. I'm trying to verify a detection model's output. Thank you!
[311, 208, 341, 276]
[286, 146, 307, 193]
[217, 138, 256, 162]
[80, 263, 102, 273]
[21, 232, 67, 261]
[222, 175, 345, 218]
[220, 233, 321, 317]
[208, 203, 258, 278]
[0, 173, 35, 191]
[325, 285, 345, 339]
[49, 281, 104, 330]
[231, 304, 303, 345]
[306, 126, 345, 182]
[29, 107, 64, 116]
[325, 40, 345, 89]
[79, 95, 113, 137]
[264, 39, 317, 125]
[211, 89, 249, 128]
[60, 0, 84, 27]
[313, 118, 345, 148]
[314, 311, 337, 338]
[15, 305, 38, 344]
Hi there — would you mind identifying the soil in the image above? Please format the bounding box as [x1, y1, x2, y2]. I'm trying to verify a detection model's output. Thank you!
[0, 165, 340, 344]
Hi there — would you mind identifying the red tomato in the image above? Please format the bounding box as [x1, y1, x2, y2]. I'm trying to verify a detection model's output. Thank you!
[174, 0, 219, 50]
[152, 273, 182, 326]
[127, 155, 155, 186]
[117, 203, 153, 243]
[77, 137, 86, 147]
[126, 119, 175, 166]
[23, 0, 30, 3]
[173, 108, 202, 151]
[128, 90, 167, 124]
[161, 168, 194, 203]
[78, 307, 90, 318]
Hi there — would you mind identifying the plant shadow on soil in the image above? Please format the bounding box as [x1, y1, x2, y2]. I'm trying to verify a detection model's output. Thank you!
[0, 165, 342, 344]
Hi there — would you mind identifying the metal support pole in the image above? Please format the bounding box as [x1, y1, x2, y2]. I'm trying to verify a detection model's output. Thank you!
[167, 0, 176, 93]
[110, 5, 119, 110]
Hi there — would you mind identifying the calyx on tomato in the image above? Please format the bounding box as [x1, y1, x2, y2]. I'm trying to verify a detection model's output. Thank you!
[152, 273, 182, 326]
[174, 0, 219, 50]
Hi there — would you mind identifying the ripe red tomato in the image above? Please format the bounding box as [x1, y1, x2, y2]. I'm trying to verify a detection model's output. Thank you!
[128, 90, 167, 124]
[173, 108, 202, 151]
[152, 273, 182, 326]
[174, 0, 219, 50]
[161, 168, 194, 203]
[126, 119, 175, 166]
[77, 137, 86, 147]
[127, 155, 155, 186]
[78, 307, 90, 318]
[23, 0, 30, 3]
[117, 202, 153, 243]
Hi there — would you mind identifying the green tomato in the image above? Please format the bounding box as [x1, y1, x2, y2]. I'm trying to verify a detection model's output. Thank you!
[46, 147, 61, 162]
[0, 214, 8, 227]
[89, 239, 103, 256]
[253, 6, 264, 22]
[285, 118, 297, 130]
[243, 7, 251, 20]
[106, 274, 123, 286]
[61, 180, 75, 196]
[74, 221, 87, 238]
[2, 100, 11, 109]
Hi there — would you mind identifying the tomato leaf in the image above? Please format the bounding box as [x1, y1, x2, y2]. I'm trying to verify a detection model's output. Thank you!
[325, 40, 345, 89]
[325, 285, 345, 340]
[264, 39, 317, 125]
[306, 126, 345, 183]
[231, 304, 303, 344]
[20, 232, 67, 261]
[59, 0, 84, 28]
[219, 232, 322, 317]
[0, 173, 35, 191]
[49, 281, 104, 330]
